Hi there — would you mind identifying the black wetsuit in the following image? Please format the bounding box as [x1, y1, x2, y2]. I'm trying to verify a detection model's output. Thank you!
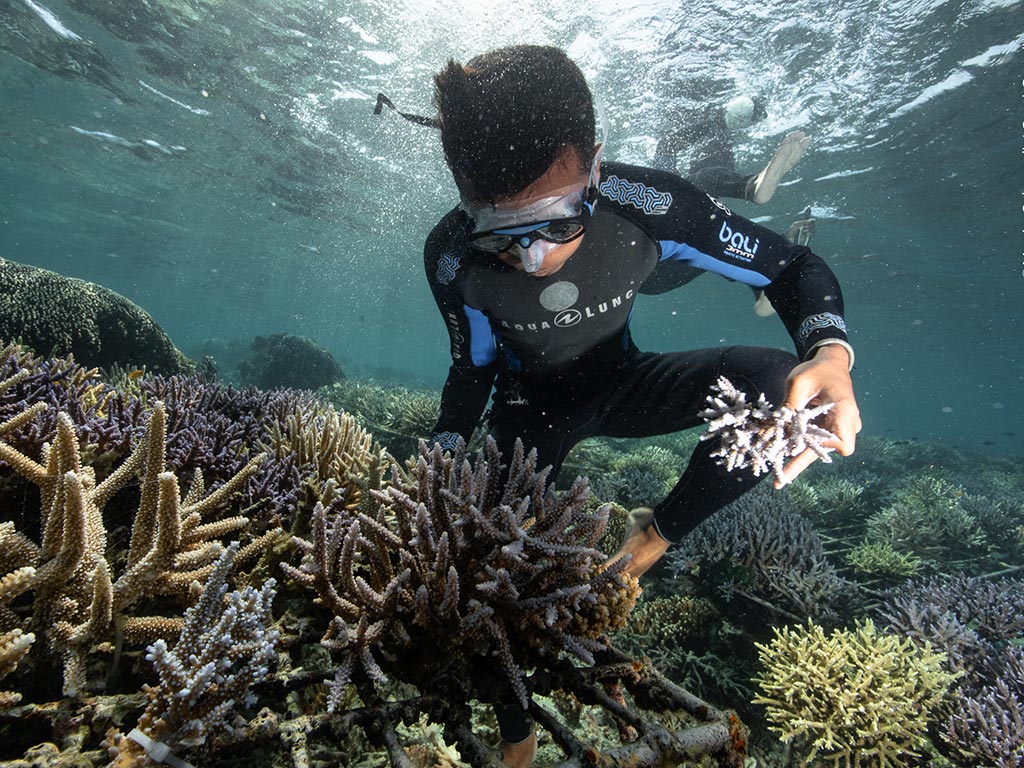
[652, 101, 759, 201]
[425, 161, 849, 543]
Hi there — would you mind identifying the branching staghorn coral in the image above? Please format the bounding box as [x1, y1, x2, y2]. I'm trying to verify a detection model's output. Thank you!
[699, 376, 834, 486]
[667, 487, 849, 619]
[0, 522, 37, 708]
[865, 476, 989, 567]
[0, 397, 278, 696]
[319, 380, 440, 440]
[259, 404, 384, 510]
[877, 575, 1024, 663]
[877, 575, 1024, 763]
[106, 544, 279, 767]
[846, 540, 923, 578]
[943, 646, 1024, 767]
[283, 436, 640, 715]
[753, 619, 957, 768]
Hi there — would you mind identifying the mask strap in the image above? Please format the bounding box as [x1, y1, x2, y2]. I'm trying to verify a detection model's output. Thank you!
[373, 93, 440, 129]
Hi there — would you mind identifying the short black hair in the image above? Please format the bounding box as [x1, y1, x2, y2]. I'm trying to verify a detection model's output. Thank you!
[433, 45, 596, 202]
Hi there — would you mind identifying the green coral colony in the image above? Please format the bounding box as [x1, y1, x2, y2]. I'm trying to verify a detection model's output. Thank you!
[2, 338, 1024, 767]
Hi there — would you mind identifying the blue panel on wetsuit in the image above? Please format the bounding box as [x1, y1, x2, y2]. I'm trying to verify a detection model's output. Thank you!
[659, 239, 771, 288]
[463, 304, 497, 366]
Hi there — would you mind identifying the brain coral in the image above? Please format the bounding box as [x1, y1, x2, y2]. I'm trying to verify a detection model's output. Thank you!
[0, 257, 188, 373]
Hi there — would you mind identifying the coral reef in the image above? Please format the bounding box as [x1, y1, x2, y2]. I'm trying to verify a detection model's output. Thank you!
[699, 376, 834, 486]
[0, 258, 189, 373]
[667, 487, 849, 620]
[0, 394, 279, 696]
[753, 619, 956, 768]
[106, 544, 279, 766]
[589, 446, 682, 509]
[239, 333, 344, 391]
[282, 437, 640, 711]
[877, 575, 1024, 765]
[0, 346, 330, 528]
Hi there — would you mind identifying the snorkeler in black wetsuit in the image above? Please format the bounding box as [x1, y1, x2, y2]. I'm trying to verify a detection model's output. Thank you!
[653, 77, 810, 205]
[423, 46, 861, 768]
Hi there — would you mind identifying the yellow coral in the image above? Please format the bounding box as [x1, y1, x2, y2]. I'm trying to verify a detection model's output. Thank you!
[846, 540, 922, 577]
[753, 619, 957, 768]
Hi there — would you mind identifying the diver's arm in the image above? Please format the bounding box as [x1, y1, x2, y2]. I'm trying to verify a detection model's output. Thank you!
[762, 250, 860, 485]
[430, 361, 497, 450]
[612, 163, 860, 480]
[424, 216, 498, 449]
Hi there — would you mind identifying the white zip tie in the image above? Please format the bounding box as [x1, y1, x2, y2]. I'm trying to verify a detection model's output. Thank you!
[127, 728, 196, 768]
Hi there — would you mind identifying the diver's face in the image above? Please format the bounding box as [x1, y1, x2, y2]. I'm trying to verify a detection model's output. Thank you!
[478, 146, 596, 277]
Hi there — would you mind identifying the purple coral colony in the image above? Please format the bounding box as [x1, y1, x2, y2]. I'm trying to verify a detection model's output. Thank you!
[2, 333, 1023, 768]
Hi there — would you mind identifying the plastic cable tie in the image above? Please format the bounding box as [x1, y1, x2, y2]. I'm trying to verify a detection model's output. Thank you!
[127, 728, 196, 768]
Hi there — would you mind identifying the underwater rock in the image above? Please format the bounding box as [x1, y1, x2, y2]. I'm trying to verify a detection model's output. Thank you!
[239, 333, 344, 391]
[0, 258, 189, 373]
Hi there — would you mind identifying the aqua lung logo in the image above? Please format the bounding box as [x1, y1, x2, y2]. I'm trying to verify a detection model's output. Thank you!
[719, 221, 760, 262]
[498, 289, 635, 333]
[554, 310, 582, 327]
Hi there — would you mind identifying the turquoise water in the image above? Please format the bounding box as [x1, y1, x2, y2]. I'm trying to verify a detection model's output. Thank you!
[1, 0, 1021, 455]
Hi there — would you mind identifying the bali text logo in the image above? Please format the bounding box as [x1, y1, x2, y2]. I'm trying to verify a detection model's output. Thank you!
[718, 221, 760, 262]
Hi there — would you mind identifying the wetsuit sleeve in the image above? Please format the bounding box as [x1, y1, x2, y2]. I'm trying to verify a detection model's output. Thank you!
[424, 215, 498, 449]
[603, 164, 850, 360]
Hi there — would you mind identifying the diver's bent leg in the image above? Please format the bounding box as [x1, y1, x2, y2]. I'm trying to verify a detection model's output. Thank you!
[690, 167, 753, 201]
[494, 701, 536, 768]
[651, 347, 796, 542]
[596, 346, 797, 563]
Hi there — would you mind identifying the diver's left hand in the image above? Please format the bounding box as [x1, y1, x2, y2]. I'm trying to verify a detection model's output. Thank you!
[774, 344, 861, 488]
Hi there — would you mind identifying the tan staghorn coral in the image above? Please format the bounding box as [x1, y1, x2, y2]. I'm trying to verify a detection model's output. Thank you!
[0, 523, 37, 707]
[0, 398, 279, 696]
[260, 405, 382, 509]
[753, 618, 958, 768]
[283, 437, 640, 712]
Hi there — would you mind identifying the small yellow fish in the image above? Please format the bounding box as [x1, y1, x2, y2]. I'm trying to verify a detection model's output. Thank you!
[127, 369, 145, 380]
